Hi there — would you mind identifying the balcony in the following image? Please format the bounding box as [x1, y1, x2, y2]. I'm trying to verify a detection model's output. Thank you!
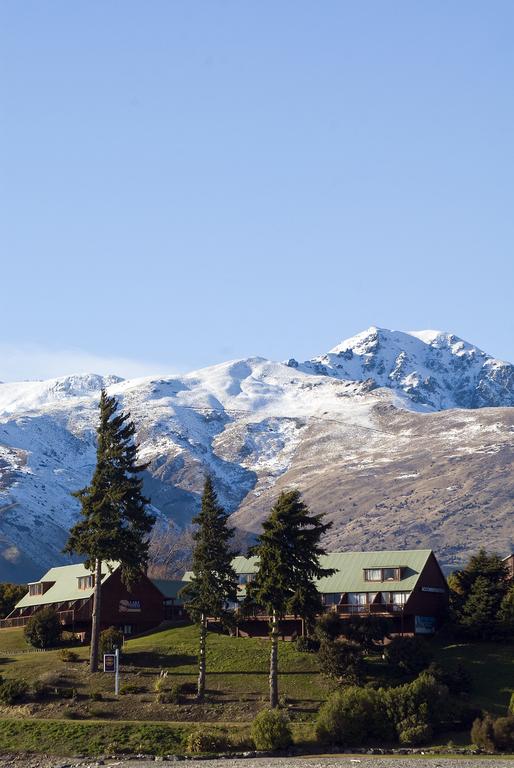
[331, 603, 405, 616]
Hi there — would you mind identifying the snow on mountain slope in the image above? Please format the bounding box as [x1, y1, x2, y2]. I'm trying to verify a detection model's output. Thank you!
[1, 328, 514, 580]
[291, 327, 514, 410]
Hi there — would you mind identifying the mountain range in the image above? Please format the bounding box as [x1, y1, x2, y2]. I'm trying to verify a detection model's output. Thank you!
[1, 327, 513, 581]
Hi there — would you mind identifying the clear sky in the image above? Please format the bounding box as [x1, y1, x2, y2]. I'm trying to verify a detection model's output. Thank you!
[1, 1, 514, 381]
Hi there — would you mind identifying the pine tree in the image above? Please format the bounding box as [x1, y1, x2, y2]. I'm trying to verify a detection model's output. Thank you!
[182, 476, 238, 701]
[64, 389, 156, 672]
[449, 549, 509, 638]
[246, 489, 334, 707]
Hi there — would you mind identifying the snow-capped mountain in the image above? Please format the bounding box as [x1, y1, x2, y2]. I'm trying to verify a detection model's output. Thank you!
[290, 327, 514, 410]
[1, 327, 514, 581]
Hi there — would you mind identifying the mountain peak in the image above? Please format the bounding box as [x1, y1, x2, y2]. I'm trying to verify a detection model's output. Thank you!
[302, 327, 514, 411]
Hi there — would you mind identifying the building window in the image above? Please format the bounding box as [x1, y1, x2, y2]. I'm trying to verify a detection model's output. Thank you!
[238, 573, 255, 585]
[321, 593, 342, 606]
[364, 569, 382, 581]
[123, 625, 133, 635]
[77, 575, 95, 590]
[28, 583, 44, 596]
[364, 567, 402, 582]
[392, 592, 411, 609]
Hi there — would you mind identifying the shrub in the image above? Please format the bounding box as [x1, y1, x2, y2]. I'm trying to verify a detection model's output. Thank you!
[32, 681, 49, 700]
[425, 662, 472, 695]
[295, 636, 320, 653]
[314, 612, 342, 642]
[493, 715, 514, 752]
[316, 686, 389, 746]
[398, 723, 433, 746]
[471, 714, 496, 751]
[344, 615, 393, 652]
[383, 636, 433, 675]
[164, 683, 182, 704]
[99, 626, 123, 657]
[185, 729, 231, 754]
[317, 639, 364, 684]
[119, 683, 144, 695]
[53, 687, 78, 699]
[59, 649, 79, 663]
[509, 692, 514, 716]
[382, 672, 450, 737]
[0, 679, 29, 705]
[24, 607, 61, 649]
[251, 708, 293, 751]
[89, 691, 103, 701]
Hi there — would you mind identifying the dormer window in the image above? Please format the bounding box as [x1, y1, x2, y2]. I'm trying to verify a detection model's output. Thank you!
[77, 575, 95, 590]
[29, 583, 44, 596]
[364, 567, 402, 582]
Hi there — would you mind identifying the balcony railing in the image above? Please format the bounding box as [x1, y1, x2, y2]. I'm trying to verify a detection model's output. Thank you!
[332, 603, 405, 615]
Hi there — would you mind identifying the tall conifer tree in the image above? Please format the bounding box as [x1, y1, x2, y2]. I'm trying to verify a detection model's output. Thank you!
[183, 476, 238, 701]
[65, 389, 155, 672]
[247, 489, 333, 707]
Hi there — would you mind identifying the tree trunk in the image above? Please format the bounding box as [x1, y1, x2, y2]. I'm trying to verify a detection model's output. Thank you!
[269, 609, 279, 707]
[89, 558, 102, 673]
[197, 613, 207, 701]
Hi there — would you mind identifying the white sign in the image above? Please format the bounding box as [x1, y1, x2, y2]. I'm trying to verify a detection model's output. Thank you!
[119, 599, 141, 613]
[421, 586, 445, 594]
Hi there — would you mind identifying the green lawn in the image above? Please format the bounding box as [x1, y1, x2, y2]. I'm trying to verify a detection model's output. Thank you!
[0, 624, 511, 730]
[0, 627, 32, 653]
[434, 640, 514, 715]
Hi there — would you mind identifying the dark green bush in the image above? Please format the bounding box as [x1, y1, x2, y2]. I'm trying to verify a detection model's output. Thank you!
[295, 636, 320, 653]
[317, 639, 364, 684]
[24, 607, 61, 649]
[185, 729, 231, 754]
[32, 681, 49, 700]
[383, 636, 433, 675]
[382, 672, 450, 737]
[0, 679, 29, 705]
[344, 615, 393, 651]
[315, 686, 389, 746]
[425, 662, 472, 695]
[167, 683, 182, 704]
[251, 708, 293, 751]
[314, 612, 342, 642]
[99, 626, 123, 657]
[509, 691, 514, 716]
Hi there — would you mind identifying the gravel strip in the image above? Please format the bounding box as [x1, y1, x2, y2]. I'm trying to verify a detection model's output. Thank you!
[0, 757, 513, 768]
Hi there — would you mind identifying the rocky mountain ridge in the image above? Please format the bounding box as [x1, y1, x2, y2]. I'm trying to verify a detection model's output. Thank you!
[1, 327, 513, 581]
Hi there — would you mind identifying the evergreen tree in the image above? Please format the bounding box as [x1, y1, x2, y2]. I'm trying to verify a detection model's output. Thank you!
[450, 549, 509, 639]
[65, 389, 155, 672]
[182, 476, 238, 701]
[498, 584, 514, 635]
[246, 489, 334, 707]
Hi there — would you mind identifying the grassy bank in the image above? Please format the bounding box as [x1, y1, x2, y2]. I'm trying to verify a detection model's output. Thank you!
[0, 624, 511, 726]
[0, 718, 187, 756]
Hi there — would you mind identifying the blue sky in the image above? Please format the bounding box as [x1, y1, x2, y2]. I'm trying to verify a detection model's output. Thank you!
[1, 2, 514, 380]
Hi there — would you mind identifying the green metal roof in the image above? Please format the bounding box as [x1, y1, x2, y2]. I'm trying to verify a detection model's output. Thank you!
[150, 579, 188, 602]
[15, 562, 119, 610]
[231, 550, 434, 593]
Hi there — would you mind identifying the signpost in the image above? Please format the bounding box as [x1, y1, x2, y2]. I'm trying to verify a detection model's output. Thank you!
[103, 648, 120, 695]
